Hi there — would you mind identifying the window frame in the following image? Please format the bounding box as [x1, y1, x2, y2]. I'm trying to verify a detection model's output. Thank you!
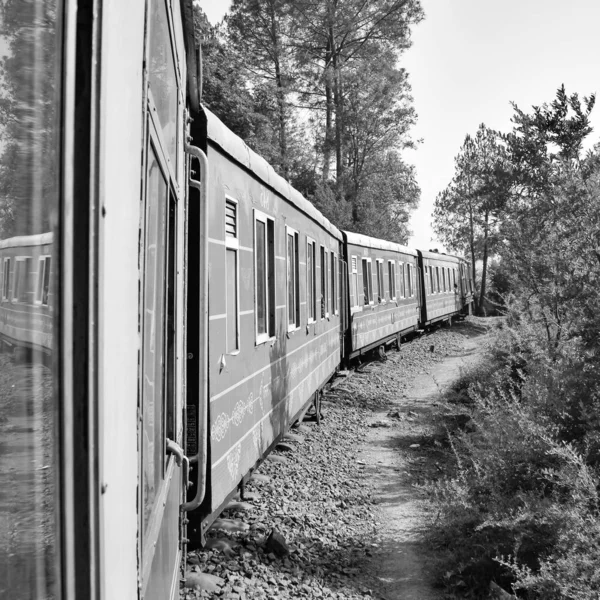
[13, 256, 32, 303]
[388, 259, 396, 301]
[399, 262, 405, 299]
[2, 257, 10, 301]
[320, 245, 329, 319]
[286, 226, 300, 332]
[406, 263, 413, 298]
[361, 257, 373, 306]
[375, 258, 385, 304]
[306, 237, 317, 324]
[254, 209, 275, 345]
[331, 251, 338, 316]
[225, 196, 240, 354]
[350, 255, 361, 313]
[35, 255, 52, 306]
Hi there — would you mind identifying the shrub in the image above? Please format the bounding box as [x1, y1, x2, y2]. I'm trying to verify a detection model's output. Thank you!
[428, 315, 600, 599]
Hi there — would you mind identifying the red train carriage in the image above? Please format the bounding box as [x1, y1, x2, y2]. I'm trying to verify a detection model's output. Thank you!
[343, 232, 420, 359]
[185, 107, 345, 543]
[417, 249, 473, 325]
[0, 233, 53, 355]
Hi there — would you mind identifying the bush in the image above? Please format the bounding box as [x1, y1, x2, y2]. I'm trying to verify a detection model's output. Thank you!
[428, 315, 600, 599]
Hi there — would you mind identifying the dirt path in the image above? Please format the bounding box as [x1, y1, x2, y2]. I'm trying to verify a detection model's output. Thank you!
[361, 323, 487, 600]
[182, 320, 490, 600]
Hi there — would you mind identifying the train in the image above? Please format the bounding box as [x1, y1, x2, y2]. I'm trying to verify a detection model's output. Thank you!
[0, 1, 474, 600]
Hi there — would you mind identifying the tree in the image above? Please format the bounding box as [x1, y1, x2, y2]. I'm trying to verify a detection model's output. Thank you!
[227, 0, 297, 177]
[289, 0, 423, 190]
[433, 124, 510, 313]
[498, 86, 597, 347]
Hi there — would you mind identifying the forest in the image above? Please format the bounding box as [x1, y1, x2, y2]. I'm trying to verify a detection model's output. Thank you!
[194, 0, 423, 245]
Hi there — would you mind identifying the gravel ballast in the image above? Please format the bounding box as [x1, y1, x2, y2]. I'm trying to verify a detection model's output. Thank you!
[182, 321, 483, 600]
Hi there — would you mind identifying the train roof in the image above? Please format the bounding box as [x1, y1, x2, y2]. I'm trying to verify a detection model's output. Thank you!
[343, 230, 418, 256]
[0, 232, 53, 249]
[203, 106, 342, 240]
[418, 248, 465, 263]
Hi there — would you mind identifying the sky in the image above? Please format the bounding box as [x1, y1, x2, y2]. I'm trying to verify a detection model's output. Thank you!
[197, 0, 600, 251]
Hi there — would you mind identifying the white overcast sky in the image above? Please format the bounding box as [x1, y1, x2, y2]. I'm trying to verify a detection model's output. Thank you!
[198, 0, 600, 251]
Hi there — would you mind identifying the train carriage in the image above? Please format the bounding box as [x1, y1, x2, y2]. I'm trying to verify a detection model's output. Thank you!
[0, 234, 54, 355]
[185, 107, 345, 543]
[343, 232, 420, 359]
[417, 249, 472, 325]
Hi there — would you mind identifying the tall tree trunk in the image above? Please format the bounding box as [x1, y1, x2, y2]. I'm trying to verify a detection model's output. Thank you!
[322, 33, 334, 180]
[478, 209, 489, 315]
[333, 59, 344, 194]
[269, 1, 288, 178]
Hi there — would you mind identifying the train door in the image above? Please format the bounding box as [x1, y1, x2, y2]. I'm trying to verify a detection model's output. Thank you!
[139, 0, 188, 597]
[339, 256, 348, 360]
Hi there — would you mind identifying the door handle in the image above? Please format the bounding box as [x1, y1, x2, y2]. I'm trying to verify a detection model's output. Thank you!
[166, 438, 184, 466]
[166, 438, 191, 490]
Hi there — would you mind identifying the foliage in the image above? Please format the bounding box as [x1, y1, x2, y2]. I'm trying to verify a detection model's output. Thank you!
[429, 312, 600, 599]
[432, 124, 510, 314]
[194, 1, 422, 241]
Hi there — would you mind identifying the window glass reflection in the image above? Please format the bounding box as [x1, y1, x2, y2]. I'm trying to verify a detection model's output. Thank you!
[0, 1, 60, 599]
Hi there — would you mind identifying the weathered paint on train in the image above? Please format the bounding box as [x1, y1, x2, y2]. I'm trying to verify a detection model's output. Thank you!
[198, 107, 344, 530]
[343, 232, 420, 358]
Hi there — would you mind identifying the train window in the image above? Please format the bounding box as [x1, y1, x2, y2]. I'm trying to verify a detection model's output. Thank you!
[351, 256, 360, 311]
[320, 246, 328, 318]
[331, 252, 337, 315]
[255, 211, 275, 343]
[428, 265, 433, 294]
[453, 269, 457, 289]
[225, 198, 240, 352]
[142, 146, 169, 533]
[442, 267, 446, 292]
[388, 260, 396, 300]
[398, 262, 405, 298]
[375, 259, 384, 303]
[148, 0, 179, 170]
[286, 227, 300, 330]
[307, 239, 316, 323]
[13, 257, 33, 303]
[2, 257, 9, 300]
[35, 256, 52, 305]
[362, 258, 373, 305]
[407, 264, 413, 297]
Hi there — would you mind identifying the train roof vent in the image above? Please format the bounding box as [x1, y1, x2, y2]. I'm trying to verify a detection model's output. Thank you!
[225, 199, 237, 238]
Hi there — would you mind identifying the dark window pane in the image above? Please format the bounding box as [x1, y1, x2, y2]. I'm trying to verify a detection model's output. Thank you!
[307, 243, 314, 320]
[287, 234, 294, 325]
[256, 221, 266, 335]
[226, 249, 238, 350]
